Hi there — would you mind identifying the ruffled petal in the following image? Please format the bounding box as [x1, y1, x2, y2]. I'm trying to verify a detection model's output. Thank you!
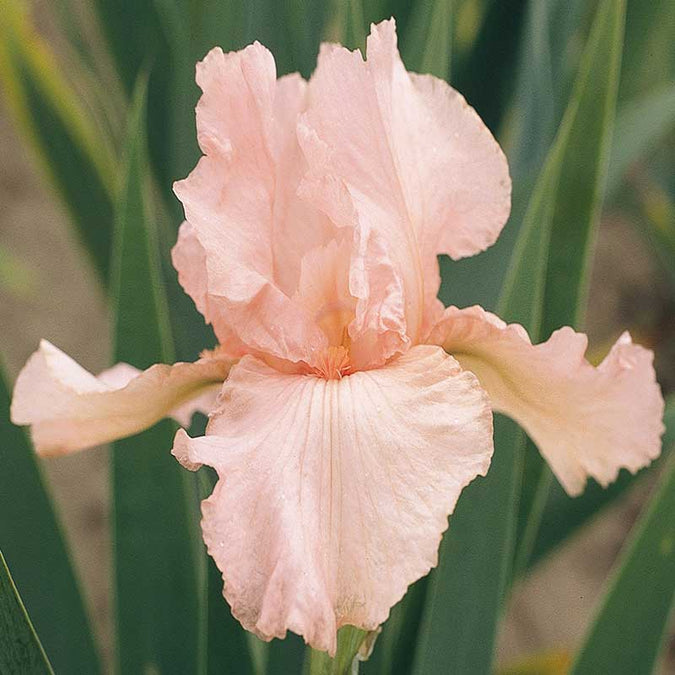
[428, 306, 665, 495]
[300, 19, 510, 337]
[10, 340, 232, 456]
[173, 345, 493, 654]
[173, 44, 336, 365]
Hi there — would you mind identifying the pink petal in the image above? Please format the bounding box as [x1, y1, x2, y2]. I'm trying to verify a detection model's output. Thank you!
[173, 44, 337, 365]
[172, 345, 492, 654]
[10, 340, 232, 456]
[300, 19, 510, 338]
[428, 306, 665, 495]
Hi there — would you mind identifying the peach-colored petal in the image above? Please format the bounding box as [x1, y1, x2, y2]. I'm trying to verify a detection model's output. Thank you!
[428, 306, 665, 495]
[173, 44, 337, 365]
[10, 340, 232, 456]
[172, 345, 492, 654]
[301, 19, 510, 337]
[297, 123, 411, 368]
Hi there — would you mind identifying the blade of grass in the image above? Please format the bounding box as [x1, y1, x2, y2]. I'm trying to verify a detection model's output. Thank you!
[514, 0, 626, 576]
[571, 450, 675, 674]
[0, 0, 116, 284]
[0, 551, 54, 675]
[0, 364, 101, 674]
[110, 77, 201, 673]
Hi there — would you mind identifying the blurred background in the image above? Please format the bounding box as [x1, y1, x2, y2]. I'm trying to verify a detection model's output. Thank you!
[1, 0, 674, 672]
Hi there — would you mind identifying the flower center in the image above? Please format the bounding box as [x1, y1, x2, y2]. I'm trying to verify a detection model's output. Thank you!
[314, 345, 352, 379]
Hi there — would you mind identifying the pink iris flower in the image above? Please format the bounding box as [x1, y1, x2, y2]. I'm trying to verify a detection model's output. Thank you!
[11, 20, 664, 655]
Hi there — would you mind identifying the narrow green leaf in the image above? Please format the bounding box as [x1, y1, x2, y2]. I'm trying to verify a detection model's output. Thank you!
[514, 0, 626, 574]
[110, 78, 201, 674]
[0, 551, 54, 675]
[543, 1, 626, 332]
[402, 0, 452, 80]
[361, 577, 427, 675]
[266, 634, 305, 675]
[329, 0, 367, 52]
[437, 0, 581, 312]
[619, 0, 675, 102]
[0, 0, 116, 284]
[0, 365, 101, 674]
[452, 0, 528, 133]
[571, 451, 675, 674]
[411, 417, 524, 675]
[606, 83, 675, 195]
[362, 0, 416, 35]
[529, 395, 675, 568]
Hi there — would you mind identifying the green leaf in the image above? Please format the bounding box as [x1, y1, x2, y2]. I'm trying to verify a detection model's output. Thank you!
[606, 83, 675, 195]
[330, 0, 367, 52]
[438, 0, 583, 312]
[361, 577, 427, 675]
[452, 0, 529, 133]
[0, 365, 101, 674]
[0, 0, 116, 284]
[529, 395, 675, 568]
[514, 0, 626, 574]
[571, 451, 675, 674]
[401, 0, 452, 80]
[0, 551, 54, 675]
[110, 78, 201, 674]
[411, 417, 524, 675]
[93, 0, 172, 174]
[619, 0, 675, 103]
[266, 634, 305, 675]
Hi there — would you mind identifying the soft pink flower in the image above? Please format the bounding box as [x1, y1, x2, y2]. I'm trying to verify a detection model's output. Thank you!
[11, 20, 664, 655]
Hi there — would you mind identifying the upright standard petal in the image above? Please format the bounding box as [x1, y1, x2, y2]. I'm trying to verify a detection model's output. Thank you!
[173, 346, 493, 654]
[428, 306, 665, 495]
[11, 340, 232, 456]
[300, 19, 511, 336]
[173, 44, 336, 366]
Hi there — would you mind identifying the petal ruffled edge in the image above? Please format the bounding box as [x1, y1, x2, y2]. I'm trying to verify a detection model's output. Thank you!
[428, 306, 665, 495]
[11, 340, 233, 456]
[173, 346, 493, 653]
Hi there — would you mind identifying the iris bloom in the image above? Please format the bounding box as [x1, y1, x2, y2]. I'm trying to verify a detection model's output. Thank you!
[11, 20, 664, 655]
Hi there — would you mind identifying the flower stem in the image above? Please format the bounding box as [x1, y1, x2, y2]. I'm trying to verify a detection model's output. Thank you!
[306, 626, 369, 675]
